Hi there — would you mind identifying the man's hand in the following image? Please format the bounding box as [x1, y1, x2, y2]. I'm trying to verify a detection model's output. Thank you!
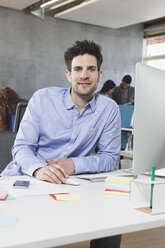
[34, 158, 75, 184]
[47, 158, 75, 176]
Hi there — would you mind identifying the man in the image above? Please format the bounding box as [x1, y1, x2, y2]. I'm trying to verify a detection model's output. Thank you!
[112, 75, 134, 105]
[2, 40, 121, 248]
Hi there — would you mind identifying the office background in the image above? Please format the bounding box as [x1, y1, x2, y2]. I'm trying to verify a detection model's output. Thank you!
[0, 7, 143, 98]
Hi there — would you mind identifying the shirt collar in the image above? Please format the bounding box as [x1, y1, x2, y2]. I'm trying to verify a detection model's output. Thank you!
[64, 87, 96, 112]
[88, 94, 96, 112]
[65, 88, 75, 110]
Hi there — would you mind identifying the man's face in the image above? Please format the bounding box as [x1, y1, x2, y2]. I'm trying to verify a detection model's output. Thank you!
[121, 81, 130, 90]
[66, 54, 102, 98]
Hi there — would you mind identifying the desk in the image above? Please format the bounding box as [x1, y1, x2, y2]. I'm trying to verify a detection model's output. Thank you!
[121, 128, 133, 133]
[0, 176, 165, 248]
[120, 150, 133, 159]
[120, 128, 133, 161]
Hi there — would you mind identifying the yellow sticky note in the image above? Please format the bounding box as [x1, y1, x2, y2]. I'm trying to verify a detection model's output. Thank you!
[55, 194, 83, 202]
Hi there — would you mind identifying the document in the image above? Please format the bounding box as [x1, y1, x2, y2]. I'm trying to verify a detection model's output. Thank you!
[76, 169, 134, 182]
[144, 168, 165, 178]
[155, 168, 165, 177]
[0, 176, 69, 197]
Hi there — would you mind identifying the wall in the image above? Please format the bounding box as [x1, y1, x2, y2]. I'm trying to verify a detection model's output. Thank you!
[0, 7, 143, 98]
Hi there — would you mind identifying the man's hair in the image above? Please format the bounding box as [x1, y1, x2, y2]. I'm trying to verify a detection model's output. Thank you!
[100, 80, 116, 94]
[122, 75, 132, 84]
[64, 40, 103, 71]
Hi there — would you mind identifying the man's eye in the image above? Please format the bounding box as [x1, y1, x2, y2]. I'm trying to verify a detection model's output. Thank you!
[89, 67, 97, 72]
[74, 68, 81, 71]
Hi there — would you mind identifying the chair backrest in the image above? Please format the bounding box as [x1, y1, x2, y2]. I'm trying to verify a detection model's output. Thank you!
[118, 105, 134, 128]
[118, 105, 134, 149]
[13, 102, 28, 132]
[0, 131, 17, 173]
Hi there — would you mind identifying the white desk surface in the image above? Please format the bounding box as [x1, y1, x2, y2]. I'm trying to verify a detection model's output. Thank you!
[121, 128, 133, 132]
[0, 176, 165, 248]
[120, 150, 133, 159]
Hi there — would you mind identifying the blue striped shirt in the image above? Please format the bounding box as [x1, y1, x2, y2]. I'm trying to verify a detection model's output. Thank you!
[1, 87, 121, 176]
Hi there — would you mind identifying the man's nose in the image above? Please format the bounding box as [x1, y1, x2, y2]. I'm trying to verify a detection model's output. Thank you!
[80, 69, 89, 79]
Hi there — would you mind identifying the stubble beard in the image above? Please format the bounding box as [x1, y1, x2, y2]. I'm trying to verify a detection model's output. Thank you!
[72, 83, 98, 97]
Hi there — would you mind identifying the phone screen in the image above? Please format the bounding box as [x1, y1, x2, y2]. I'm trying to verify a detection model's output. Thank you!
[13, 180, 30, 188]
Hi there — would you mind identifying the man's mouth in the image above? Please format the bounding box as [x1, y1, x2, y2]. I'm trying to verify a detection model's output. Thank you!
[78, 81, 91, 86]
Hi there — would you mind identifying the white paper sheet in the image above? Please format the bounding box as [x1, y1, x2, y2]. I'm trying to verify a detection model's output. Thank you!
[0, 176, 69, 197]
[76, 169, 135, 182]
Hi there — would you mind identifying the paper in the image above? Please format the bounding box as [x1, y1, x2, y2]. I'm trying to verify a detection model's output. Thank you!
[0, 213, 18, 228]
[55, 194, 83, 202]
[152, 183, 165, 214]
[131, 176, 165, 215]
[155, 168, 165, 177]
[105, 176, 133, 185]
[50, 193, 68, 200]
[145, 168, 165, 178]
[76, 169, 134, 182]
[0, 176, 69, 198]
[6, 194, 16, 200]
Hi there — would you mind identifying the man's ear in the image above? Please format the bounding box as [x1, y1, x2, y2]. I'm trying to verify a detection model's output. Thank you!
[98, 70, 102, 82]
[66, 70, 72, 83]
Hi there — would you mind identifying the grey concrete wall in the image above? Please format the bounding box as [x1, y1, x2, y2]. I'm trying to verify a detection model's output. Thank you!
[0, 7, 143, 98]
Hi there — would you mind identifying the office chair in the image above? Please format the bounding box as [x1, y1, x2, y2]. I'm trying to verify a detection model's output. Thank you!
[0, 131, 16, 173]
[13, 102, 28, 132]
[119, 105, 134, 149]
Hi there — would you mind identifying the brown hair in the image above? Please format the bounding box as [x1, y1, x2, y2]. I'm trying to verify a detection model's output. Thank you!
[64, 40, 103, 71]
[122, 75, 132, 84]
[0, 87, 27, 131]
[100, 80, 116, 94]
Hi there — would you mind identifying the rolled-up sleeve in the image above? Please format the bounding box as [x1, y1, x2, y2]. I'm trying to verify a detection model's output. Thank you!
[12, 92, 46, 176]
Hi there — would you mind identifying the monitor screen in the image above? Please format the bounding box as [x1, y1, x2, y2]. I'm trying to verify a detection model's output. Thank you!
[133, 63, 165, 175]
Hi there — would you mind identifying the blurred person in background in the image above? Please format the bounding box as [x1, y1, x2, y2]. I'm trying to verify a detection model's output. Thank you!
[99, 79, 116, 98]
[0, 86, 26, 131]
[112, 75, 134, 104]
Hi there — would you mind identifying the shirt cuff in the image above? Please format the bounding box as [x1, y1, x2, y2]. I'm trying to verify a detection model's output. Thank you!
[23, 163, 46, 177]
[71, 157, 84, 174]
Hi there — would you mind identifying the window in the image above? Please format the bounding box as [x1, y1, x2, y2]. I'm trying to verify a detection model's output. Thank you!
[143, 24, 165, 71]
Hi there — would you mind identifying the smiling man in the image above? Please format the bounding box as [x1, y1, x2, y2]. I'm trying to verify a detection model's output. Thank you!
[2, 40, 121, 183]
[67, 53, 102, 115]
[1, 40, 122, 248]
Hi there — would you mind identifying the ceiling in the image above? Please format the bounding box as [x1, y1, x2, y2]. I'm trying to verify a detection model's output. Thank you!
[0, 0, 40, 10]
[0, 0, 165, 29]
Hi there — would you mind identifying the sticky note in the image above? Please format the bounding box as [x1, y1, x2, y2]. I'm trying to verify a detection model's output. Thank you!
[6, 194, 16, 200]
[55, 194, 83, 202]
[0, 213, 18, 228]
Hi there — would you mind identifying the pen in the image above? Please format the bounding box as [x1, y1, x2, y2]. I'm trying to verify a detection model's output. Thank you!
[150, 166, 155, 209]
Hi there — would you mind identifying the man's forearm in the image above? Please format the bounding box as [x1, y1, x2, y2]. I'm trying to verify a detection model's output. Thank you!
[72, 153, 119, 174]
[13, 146, 46, 176]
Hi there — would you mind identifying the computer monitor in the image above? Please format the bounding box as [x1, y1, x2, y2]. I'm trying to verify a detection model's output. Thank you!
[133, 63, 165, 175]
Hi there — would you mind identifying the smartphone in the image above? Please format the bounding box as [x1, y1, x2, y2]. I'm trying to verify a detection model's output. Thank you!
[13, 180, 30, 189]
[0, 190, 8, 200]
